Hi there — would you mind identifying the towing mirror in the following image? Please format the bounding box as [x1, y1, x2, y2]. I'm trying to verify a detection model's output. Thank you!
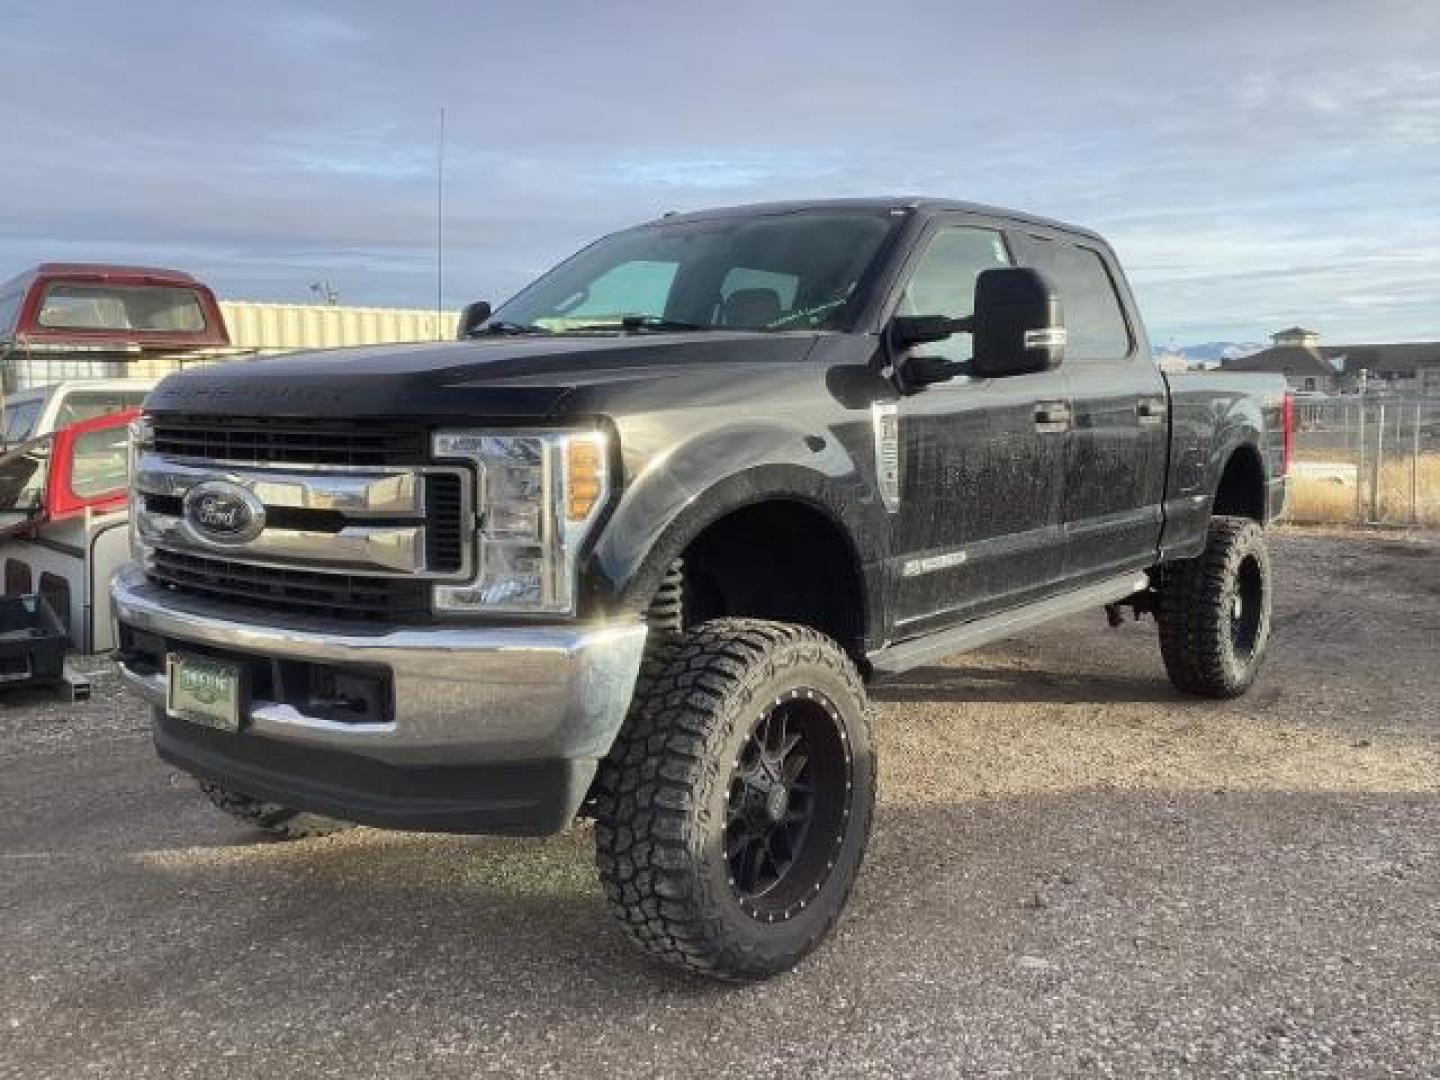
[890, 315, 955, 350]
[457, 300, 493, 339]
[970, 267, 1065, 377]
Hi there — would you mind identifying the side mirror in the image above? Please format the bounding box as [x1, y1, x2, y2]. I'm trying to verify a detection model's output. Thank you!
[890, 315, 955, 350]
[889, 316, 969, 390]
[457, 300, 493, 339]
[970, 267, 1064, 377]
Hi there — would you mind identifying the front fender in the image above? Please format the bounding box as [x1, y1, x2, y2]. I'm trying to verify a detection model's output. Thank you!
[584, 418, 888, 630]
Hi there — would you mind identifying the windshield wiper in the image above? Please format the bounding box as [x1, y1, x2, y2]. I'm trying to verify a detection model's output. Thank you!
[475, 320, 550, 336]
[621, 315, 711, 332]
[553, 315, 714, 334]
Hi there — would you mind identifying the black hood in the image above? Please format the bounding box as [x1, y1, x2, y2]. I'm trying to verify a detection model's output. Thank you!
[145, 332, 818, 421]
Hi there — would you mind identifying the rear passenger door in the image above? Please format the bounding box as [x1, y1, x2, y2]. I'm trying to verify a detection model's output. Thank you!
[1015, 233, 1168, 583]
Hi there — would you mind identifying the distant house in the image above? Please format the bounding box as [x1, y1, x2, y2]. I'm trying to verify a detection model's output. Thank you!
[1271, 326, 1321, 348]
[1222, 328, 1342, 393]
[1220, 328, 1440, 395]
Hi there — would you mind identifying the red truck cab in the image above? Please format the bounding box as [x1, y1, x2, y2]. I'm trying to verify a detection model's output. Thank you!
[0, 263, 229, 354]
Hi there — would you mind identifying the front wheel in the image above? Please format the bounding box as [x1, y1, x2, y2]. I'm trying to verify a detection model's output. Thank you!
[593, 618, 876, 981]
[1157, 515, 1273, 698]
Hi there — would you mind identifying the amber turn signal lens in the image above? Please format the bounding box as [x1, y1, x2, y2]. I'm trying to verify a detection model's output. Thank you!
[566, 436, 605, 522]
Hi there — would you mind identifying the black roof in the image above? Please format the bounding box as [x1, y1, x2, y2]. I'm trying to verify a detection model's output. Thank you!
[1225, 346, 1338, 377]
[1225, 341, 1440, 376]
[1323, 342, 1440, 373]
[649, 197, 1105, 243]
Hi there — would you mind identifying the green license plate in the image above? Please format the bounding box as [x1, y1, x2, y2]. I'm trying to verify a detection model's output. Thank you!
[167, 654, 243, 733]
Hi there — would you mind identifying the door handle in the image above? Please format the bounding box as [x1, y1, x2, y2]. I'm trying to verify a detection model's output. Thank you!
[1034, 401, 1071, 430]
[1136, 397, 1165, 423]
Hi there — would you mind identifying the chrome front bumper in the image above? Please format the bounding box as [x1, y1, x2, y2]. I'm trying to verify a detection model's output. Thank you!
[112, 567, 648, 835]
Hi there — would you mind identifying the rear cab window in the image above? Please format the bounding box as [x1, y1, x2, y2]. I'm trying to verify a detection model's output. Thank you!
[1020, 236, 1132, 361]
[37, 284, 208, 333]
[53, 390, 149, 430]
[68, 423, 131, 500]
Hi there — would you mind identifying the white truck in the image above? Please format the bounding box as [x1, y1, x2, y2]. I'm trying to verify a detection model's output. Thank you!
[3, 379, 152, 446]
[0, 384, 147, 652]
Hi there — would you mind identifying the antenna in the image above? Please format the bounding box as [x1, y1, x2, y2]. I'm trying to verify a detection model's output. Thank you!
[436, 106, 446, 340]
[309, 280, 339, 306]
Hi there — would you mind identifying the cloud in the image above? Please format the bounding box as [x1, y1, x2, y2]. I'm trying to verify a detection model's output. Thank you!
[0, 0, 1437, 341]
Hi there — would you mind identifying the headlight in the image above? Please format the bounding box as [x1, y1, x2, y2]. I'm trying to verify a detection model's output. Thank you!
[431, 429, 610, 615]
[127, 416, 153, 560]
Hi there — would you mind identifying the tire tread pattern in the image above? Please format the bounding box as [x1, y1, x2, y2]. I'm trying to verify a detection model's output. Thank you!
[1157, 515, 1272, 698]
[592, 618, 874, 981]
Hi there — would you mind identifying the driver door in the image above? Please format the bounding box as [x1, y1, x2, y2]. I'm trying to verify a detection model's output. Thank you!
[888, 219, 1071, 636]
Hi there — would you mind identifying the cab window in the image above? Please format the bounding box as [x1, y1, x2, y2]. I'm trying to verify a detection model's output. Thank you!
[53, 390, 148, 430]
[37, 284, 207, 332]
[1027, 240, 1131, 361]
[897, 227, 1012, 363]
[68, 424, 131, 500]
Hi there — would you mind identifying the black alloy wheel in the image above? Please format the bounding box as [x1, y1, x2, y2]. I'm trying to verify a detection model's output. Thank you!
[725, 687, 853, 922]
[593, 618, 876, 980]
[1158, 515, 1274, 698]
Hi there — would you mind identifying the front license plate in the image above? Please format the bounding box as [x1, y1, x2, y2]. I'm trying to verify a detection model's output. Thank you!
[167, 654, 244, 733]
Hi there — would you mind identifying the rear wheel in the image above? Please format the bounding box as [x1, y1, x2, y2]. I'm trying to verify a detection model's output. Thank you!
[198, 781, 353, 840]
[593, 618, 875, 981]
[1157, 515, 1273, 698]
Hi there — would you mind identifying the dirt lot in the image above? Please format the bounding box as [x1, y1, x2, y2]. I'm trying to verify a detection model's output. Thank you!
[2, 527, 1437, 1079]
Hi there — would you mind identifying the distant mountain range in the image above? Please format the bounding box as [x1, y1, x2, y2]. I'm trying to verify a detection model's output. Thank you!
[1153, 341, 1265, 363]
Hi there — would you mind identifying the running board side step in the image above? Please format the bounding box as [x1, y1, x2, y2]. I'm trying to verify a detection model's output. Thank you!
[867, 572, 1150, 677]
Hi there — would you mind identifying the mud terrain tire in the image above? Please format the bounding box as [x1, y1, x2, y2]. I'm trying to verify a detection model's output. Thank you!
[1158, 515, 1273, 698]
[593, 618, 875, 981]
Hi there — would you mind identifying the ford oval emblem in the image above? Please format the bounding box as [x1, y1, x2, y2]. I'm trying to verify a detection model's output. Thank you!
[183, 481, 266, 544]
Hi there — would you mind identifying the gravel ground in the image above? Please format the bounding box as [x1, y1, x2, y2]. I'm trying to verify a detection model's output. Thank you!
[1, 527, 1436, 1079]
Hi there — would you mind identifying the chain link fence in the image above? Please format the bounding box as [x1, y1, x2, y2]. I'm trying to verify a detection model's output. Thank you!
[1290, 395, 1440, 527]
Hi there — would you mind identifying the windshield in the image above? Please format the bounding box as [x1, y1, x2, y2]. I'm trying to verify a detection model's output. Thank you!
[491, 209, 900, 334]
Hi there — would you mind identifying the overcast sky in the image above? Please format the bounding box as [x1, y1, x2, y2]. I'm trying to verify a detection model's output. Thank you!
[2, 0, 1437, 344]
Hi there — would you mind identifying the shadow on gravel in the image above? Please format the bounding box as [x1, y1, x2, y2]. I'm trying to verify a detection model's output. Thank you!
[109, 827, 734, 1008]
[872, 664, 1186, 705]
[12, 788, 1435, 1052]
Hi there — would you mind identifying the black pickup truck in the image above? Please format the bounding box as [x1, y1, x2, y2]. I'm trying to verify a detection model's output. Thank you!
[114, 198, 1290, 980]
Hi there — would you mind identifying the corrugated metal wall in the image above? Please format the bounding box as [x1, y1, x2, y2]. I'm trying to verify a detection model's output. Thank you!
[219, 302, 459, 353]
[2, 302, 465, 392]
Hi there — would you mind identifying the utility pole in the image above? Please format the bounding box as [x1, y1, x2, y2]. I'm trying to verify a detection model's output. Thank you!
[309, 281, 339, 306]
[436, 106, 446, 340]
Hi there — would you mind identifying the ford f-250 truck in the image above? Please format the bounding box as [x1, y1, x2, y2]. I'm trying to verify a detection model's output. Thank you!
[113, 198, 1290, 981]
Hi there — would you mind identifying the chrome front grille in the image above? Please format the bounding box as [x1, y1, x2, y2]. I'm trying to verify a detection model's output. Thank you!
[133, 425, 475, 620]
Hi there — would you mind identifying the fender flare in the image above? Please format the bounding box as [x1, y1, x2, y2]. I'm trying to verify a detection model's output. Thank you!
[586, 453, 886, 636]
